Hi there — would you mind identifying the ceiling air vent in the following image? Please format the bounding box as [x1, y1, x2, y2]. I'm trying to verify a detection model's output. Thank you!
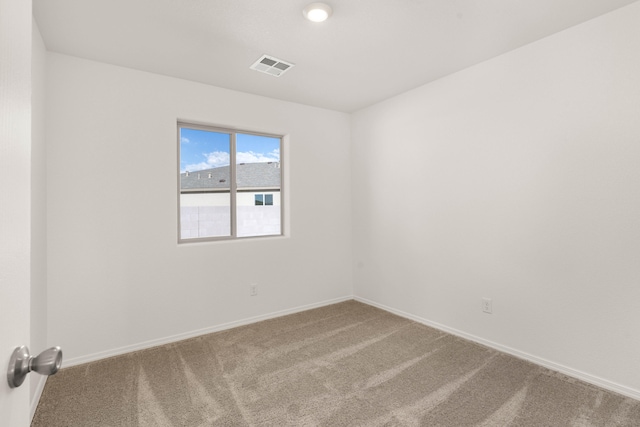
[250, 55, 295, 77]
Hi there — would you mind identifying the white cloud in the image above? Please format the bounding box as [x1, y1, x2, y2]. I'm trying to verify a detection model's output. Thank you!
[182, 162, 209, 173]
[183, 150, 279, 173]
[237, 150, 279, 164]
[183, 151, 229, 172]
[180, 137, 190, 144]
[205, 151, 231, 167]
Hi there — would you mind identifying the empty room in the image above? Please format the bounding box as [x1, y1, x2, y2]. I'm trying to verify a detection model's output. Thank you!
[2, 0, 640, 425]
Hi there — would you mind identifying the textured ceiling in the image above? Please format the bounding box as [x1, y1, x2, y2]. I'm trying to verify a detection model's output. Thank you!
[33, 0, 638, 112]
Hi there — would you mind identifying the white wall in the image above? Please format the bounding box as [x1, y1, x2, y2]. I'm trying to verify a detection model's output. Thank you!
[46, 54, 353, 364]
[352, 2, 640, 397]
[30, 18, 48, 414]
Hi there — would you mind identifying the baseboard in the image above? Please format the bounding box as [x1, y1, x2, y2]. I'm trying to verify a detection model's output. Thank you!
[30, 375, 47, 422]
[61, 294, 640, 401]
[354, 296, 640, 401]
[63, 295, 354, 368]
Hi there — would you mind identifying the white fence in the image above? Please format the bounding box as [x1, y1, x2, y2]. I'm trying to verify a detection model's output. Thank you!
[180, 206, 281, 239]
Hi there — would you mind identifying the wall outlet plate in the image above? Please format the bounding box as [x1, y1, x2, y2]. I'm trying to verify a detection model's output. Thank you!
[482, 297, 492, 314]
[250, 284, 257, 296]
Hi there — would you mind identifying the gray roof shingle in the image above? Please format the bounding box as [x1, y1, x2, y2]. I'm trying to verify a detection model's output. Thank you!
[180, 162, 281, 191]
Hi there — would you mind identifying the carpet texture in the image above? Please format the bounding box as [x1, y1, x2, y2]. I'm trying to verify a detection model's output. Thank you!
[32, 300, 640, 426]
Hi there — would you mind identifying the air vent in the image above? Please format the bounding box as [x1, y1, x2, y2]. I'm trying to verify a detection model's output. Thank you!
[250, 55, 295, 77]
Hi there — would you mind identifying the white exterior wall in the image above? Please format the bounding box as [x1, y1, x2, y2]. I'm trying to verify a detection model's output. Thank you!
[46, 53, 352, 364]
[352, 2, 640, 398]
[180, 193, 230, 207]
[179, 192, 282, 239]
[180, 191, 281, 207]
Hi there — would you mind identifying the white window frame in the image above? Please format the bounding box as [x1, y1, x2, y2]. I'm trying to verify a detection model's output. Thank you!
[177, 122, 284, 243]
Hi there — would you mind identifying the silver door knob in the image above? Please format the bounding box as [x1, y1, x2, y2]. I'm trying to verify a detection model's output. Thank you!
[7, 346, 63, 388]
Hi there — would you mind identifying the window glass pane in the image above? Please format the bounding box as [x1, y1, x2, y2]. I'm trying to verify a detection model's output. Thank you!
[179, 127, 231, 239]
[236, 133, 281, 237]
[265, 194, 273, 206]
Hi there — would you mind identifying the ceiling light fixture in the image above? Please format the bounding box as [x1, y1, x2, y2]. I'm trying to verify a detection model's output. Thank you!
[303, 2, 332, 23]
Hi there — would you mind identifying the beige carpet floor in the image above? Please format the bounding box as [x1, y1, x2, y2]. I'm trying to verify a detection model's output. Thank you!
[32, 300, 640, 426]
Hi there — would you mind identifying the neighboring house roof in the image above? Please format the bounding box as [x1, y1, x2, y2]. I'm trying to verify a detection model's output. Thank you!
[180, 162, 281, 191]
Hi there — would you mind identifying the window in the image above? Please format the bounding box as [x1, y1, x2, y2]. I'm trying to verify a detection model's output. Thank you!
[254, 193, 274, 206]
[178, 123, 283, 242]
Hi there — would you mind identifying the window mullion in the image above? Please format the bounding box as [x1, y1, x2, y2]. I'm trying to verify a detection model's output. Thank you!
[230, 132, 237, 237]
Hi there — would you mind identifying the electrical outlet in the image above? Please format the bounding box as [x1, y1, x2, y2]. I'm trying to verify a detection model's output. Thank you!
[250, 284, 257, 296]
[482, 297, 492, 314]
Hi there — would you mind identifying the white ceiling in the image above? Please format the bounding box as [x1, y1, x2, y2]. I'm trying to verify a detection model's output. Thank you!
[33, 0, 638, 112]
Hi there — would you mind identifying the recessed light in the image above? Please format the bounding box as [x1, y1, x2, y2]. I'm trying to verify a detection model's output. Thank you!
[303, 2, 332, 23]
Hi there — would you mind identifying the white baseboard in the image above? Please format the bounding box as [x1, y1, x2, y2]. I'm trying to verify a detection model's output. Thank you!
[61, 294, 640, 401]
[354, 296, 640, 401]
[63, 295, 354, 368]
[30, 375, 47, 422]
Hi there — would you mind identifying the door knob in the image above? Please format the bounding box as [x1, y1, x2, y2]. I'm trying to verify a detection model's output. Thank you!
[7, 346, 63, 388]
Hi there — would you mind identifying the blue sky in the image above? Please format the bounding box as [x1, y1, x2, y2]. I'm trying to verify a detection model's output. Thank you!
[179, 128, 280, 173]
